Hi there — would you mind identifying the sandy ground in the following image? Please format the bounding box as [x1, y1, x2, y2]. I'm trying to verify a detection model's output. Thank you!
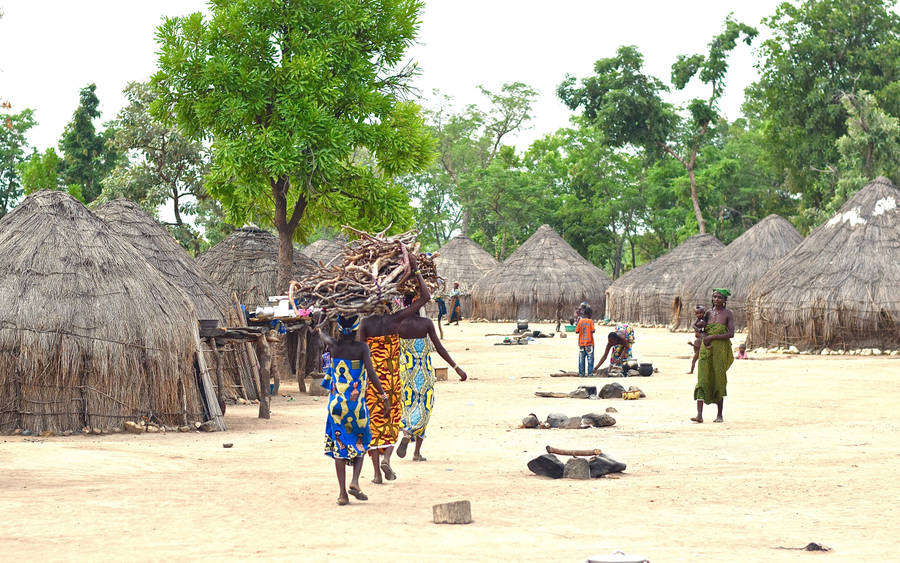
[1, 322, 898, 562]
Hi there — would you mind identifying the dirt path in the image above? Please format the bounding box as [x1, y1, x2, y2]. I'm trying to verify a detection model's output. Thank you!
[1, 323, 897, 561]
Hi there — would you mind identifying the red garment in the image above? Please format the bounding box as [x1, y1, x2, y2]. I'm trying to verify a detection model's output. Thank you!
[575, 318, 595, 347]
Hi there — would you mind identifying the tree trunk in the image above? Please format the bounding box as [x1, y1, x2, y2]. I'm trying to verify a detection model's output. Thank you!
[271, 175, 306, 293]
[276, 228, 294, 295]
[461, 208, 470, 237]
[688, 166, 707, 233]
[256, 335, 271, 419]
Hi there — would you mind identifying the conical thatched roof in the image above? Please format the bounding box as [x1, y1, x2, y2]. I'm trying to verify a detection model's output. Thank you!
[0, 191, 205, 434]
[747, 177, 900, 349]
[198, 227, 316, 308]
[606, 233, 725, 325]
[673, 215, 803, 330]
[95, 199, 258, 400]
[300, 234, 346, 267]
[434, 234, 500, 294]
[471, 225, 611, 321]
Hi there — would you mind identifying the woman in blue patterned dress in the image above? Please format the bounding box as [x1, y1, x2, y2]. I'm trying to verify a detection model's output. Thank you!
[319, 315, 389, 506]
[395, 293, 468, 461]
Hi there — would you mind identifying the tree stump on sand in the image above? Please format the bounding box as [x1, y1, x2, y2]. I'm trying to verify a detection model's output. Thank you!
[433, 500, 472, 524]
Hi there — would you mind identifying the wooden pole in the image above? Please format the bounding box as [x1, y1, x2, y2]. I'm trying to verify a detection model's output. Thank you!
[433, 500, 473, 524]
[297, 324, 308, 393]
[545, 445, 602, 457]
[193, 327, 226, 431]
[256, 334, 271, 419]
[211, 337, 225, 412]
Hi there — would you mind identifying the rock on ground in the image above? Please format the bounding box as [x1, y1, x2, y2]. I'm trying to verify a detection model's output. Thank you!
[545, 413, 569, 428]
[521, 414, 539, 428]
[582, 413, 616, 428]
[563, 457, 591, 479]
[589, 454, 627, 477]
[599, 383, 625, 399]
[527, 454, 564, 478]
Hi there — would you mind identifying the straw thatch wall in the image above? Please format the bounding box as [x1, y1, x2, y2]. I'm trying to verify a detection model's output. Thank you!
[198, 227, 316, 308]
[605, 234, 724, 326]
[428, 235, 500, 318]
[300, 234, 346, 267]
[95, 199, 258, 400]
[672, 215, 803, 331]
[471, 225, 611, 321]
[747, 177, 900, 350]
[0, 191, 205, 434]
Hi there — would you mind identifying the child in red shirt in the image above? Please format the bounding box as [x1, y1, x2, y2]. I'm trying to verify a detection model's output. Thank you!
[575, 306, 595, 376]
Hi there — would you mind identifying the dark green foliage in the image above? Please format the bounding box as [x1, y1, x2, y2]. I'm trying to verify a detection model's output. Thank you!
[59, 84, 120, 203]
[0, 108, 36, 217]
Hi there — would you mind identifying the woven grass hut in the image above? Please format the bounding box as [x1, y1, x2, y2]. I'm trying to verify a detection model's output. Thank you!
[605, 234, 724, 326]
[431, 235, 500, 318]
[471, 225, 611, 321]
[198, 227, 316, 308]
[0, 191, 206, 434]
[747, 177, 900, 350]
[95, 199, 258, 400]
[300, 234, 346, 267]
[672, 215, 803, 331]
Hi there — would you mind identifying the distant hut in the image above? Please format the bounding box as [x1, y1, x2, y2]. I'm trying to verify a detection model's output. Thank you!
[747, 177, 900, 350]
[432, 235, 500, 318]
[606, 234, 724, 326]
[300, 234, 346, 267]
[198, 227, 315, 308]
[673, 215, 803, 331]
[95, 199, 258, 400]
[471, 225, 611, 321]
[0, 191, 206, 434]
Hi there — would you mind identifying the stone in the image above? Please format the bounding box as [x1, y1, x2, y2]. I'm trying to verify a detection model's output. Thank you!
[787, 346, 799, 354]
[891, 351, 899, 356]
[40, 430, 54, 437]
[110, 427, 122, 434]
[873, 348, 882, 356]
[588, 454, 627, 477]
[767, 347, 778, 353]
[605, 407, 618, 413]
[306, 378, 331, 397]
[236, 398, 248, 405]
[625, 369, 640, 377]
[861, 348, 873, 356]
[222, 443, 233, 448]
[178, 426, 192, 433]
[836, 349, 845, 355]
[198, 420, 219, 432]
[577, 385, 597, 396]
[581, 413, 616, 428]
[563, 457, 591, 480]
[599, 383, 625, 399]
[145, 425, 160, 433]
[124, 421, 144, 434]
[545, 413, 569, 428]
[527, 454, 565, 478]
[799, 350, 810, 355]
[568, 388, 590, 399]
[21, 429, 33, 436]
[521, 414, 539, 429]
[62, 430, 73, 437]
[754, 347, 766, 354]
[91, 427, 102, 435]
[821, 348, 831, 355]
[627, 385, 646, 398]
[564, 417, 586, 429]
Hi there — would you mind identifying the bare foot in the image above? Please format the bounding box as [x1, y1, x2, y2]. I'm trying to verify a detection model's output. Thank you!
[413, 454, 427, 462]
[714, 416, 724, 423]
[691, 416, 703, 423]
[371, 475, 383, 485]
[337, 495, 349, 506]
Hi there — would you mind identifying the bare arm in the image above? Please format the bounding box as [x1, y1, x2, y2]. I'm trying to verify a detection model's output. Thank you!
[315, 326, 337, 350]
[593, 342, 614, 372]
[395, 260, 431, 321]
[427, 320, 466, 381]
[703, 309, 735, 345]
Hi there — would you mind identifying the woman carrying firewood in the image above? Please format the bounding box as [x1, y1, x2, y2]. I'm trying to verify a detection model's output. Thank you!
[395, 291, 467, 462]
[358, 255, 431, 484]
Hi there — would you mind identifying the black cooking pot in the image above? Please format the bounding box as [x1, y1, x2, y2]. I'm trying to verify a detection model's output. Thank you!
[638, 363, 653, 376]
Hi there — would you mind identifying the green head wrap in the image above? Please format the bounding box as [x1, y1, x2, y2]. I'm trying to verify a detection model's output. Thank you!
[713, 288, 731, 298]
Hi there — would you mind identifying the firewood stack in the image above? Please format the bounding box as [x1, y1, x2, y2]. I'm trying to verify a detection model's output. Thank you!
[289, 226, 439, 321]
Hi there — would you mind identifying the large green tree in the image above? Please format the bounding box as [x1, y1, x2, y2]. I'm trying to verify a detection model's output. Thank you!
[152, 0, 434, 288]
[58, 84, 119, 203]
[558, 17, 756, 233]
[0, 107, 35, 217]
[100, 81, 212, 254]
[749, 0, 900, 214]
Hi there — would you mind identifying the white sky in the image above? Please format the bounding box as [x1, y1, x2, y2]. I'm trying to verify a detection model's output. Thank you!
[1, 0, 784, 154]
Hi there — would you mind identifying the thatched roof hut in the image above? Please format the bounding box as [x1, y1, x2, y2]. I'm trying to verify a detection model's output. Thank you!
[673, 215, 803, 331]
[198, 227, 316, 308]
[471, 225, 611, 321]
[95, 199, 258, 400]
[300, 234, 346, 267]
[605, 234, 724, 326]
[747, 177, 900, 350]
[0, 191, 206, 434]
[431, 235, 500, 318]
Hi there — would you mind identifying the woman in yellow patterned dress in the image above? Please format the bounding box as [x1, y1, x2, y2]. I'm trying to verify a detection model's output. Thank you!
[358, 258, 431, 484]
[395, 293, 468, 462]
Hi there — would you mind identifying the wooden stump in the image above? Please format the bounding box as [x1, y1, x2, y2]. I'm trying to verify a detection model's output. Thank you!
[432, 500, 472, 524]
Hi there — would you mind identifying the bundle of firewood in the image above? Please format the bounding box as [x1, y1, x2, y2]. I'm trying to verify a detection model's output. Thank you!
[289, 226, 439, 320]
